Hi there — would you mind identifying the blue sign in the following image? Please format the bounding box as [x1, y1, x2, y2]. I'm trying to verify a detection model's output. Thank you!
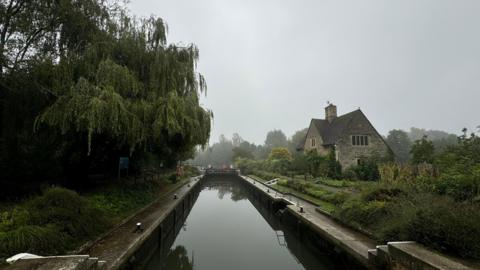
[119, 157, 129, 169]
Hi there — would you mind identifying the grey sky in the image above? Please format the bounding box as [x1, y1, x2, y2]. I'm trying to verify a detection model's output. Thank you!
[130, 0, 480, 145]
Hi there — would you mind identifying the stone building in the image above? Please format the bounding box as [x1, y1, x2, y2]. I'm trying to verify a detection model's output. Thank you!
[298, 103, 390, 170]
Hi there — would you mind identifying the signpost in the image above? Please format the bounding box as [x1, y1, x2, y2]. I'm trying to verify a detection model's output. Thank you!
[118, 157, 129, 179]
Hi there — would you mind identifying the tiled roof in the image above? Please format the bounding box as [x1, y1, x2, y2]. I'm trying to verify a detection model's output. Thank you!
[312, 109, 362, 145]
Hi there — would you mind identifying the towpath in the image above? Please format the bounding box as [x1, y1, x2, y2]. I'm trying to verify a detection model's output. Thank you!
[82, 176, 202, 270]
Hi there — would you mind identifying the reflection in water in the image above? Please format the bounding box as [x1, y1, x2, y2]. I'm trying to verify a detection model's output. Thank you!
[145, 179, 335, 270]
[162, 246, 193, 270]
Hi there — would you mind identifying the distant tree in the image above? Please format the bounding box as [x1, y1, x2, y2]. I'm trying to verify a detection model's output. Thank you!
[408, 127, 457, 153]
[288, 128, 308, 153]
[268, 147, 293, 161]
[232, 133, 244, 147]
[267, 147, 292, 174]
[411, 136, 435, 164]
[290, 152, 309, 176]
[232, 147, 254, 161]
[192, 135, 233, 166]
[264, 130, 288, 149]
[386, 129, 412, 162]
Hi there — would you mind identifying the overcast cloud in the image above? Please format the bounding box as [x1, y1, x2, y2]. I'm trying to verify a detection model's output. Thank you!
[130, 0, 480, 144]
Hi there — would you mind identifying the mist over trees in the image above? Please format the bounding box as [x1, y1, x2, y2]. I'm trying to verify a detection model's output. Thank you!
[385, 127, 458, 163]
[192, 126, 460, 167]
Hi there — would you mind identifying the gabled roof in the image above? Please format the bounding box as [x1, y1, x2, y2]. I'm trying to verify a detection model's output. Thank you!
[312, 109, 363, 145]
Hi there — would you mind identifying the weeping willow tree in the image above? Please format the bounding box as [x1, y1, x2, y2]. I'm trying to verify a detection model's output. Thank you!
[29, 9, 212, 178]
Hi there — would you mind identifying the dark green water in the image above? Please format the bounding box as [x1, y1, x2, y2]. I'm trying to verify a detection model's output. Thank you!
[145, 179, 336, 270]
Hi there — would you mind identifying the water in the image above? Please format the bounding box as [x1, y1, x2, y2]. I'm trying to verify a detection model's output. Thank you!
[145, 179, 335, 270]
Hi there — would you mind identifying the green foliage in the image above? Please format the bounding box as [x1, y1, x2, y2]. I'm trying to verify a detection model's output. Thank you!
[85, 182, 158, 218]
[264, 130, 288, 149]
[434, 174, 479, 201]
[290, 152, 309, 175]
[334, 199, 387, 228]
[250, 170, 281, 181]
[232, 146, 254, 161]
[28, 188, 110, 239]
[379, 194, 480, 259]
[410, 136, 435, 164]
[386, 129, 412, 162]
[168, 173, 178, 184]
[267, 147, 292, 174]
[350, 158, 380, 181]
[268, 147, 293, 161]
[287, 128, 308, 153]
[303, 150, 341, 178]
[0, 225, 69, 257]
[1, 1, 211, 190]
[277, 179, 348, 205]
[0, 187, 110, 258]
[334, 180, 480, 259]
[318, 179, 357, 188]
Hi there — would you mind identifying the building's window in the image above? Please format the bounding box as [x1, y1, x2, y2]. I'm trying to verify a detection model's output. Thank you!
[311, 138, 316, 147]
[352, 135, 369, 146]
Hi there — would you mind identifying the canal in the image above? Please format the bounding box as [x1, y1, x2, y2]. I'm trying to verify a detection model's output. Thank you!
[144, 177, 338, 270]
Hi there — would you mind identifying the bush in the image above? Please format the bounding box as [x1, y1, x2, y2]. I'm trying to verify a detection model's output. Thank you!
[333, 199, 387, 229]
[277, 179, 348, 205]
[28, 187, 110, 239]
[252, 170, 281, 181]
[0, 187, 110, 258]
[183, 165, 200, 177]
[379, 194, 480, 259]
[434, 174, 479, 201]
[168, 173, 178, 184]
[353, 159, 380, 181]
[0, 225, 69, 256]
[362, 187, 406, 202]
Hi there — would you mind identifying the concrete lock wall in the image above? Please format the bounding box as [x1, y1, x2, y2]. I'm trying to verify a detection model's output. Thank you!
[237, 175, 368, 270]
[121, 179, 202, 270]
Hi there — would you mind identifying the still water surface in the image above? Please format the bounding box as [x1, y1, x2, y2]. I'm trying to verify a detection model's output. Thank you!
[145, 180, 335, 270]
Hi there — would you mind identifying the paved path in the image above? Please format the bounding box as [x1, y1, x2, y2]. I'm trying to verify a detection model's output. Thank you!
[242, 175, 377, 268]
[83, 176, 202, 270]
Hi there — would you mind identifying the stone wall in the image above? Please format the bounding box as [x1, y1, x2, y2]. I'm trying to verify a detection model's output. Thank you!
[303, 122, 330, 155]
[335, 115, 389, 170]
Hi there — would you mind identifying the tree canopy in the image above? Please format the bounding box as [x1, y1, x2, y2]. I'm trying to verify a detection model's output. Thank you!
[386, 129, 412, 163]
[0, 0, 211, 192]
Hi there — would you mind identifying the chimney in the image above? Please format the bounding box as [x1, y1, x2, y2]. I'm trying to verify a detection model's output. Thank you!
[325, 103, 337, 122]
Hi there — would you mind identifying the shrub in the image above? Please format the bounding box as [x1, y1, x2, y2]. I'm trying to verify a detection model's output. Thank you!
[0, 187, 111, 258]
[354, 159, 380, 181]
[168, 173, 178, 183]
[434, 174, 479, 201]
[379, 194, 480, 259]
[252, 170, 281, 181]
[362, 187, 406, 202]
[0, 225, 69, 257]
[28, 187, 110, 239]
[333, 199, 387, 229]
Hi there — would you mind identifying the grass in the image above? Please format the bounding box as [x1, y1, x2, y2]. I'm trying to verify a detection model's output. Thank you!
[248, 175, 269, 183]
[271, 184, 336, 213]
[250, 174, 337, 213]
[317, 179, 357, 188]
[83, 176, 190, 223]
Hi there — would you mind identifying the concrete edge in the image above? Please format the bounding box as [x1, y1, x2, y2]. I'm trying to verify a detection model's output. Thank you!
[75, 176, 199, 255]
[107, 176, 203, 270]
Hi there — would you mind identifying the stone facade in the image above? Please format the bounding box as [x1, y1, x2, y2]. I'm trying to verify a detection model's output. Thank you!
[303, 120, 331, 156]
[301, 104, 390, 170]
